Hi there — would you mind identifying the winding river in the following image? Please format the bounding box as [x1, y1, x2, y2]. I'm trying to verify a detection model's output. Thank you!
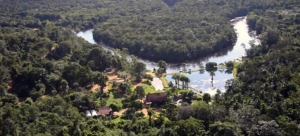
[77, 16, 260, 95]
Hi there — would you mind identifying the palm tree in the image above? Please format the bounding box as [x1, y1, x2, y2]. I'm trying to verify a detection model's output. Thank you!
[210, 71, 215, 87]
[172, 74, 180, 88]
[179, 75, 186, 89]
[185, 77, 190, 89]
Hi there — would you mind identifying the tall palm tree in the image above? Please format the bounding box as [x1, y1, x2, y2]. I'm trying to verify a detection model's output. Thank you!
[172, 74, 180, 88]
[185, 77, 190, 89]
[179, 75, 186, 89]
[210, 71, 215, 87]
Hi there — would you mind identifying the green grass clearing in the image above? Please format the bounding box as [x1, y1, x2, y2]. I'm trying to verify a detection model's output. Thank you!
[106, 92, 123, 107]
[111, 116, 122, 123]
[142, 84, 163, 94]
[233, 61, 241, 79]
[160, 76, 169, 88]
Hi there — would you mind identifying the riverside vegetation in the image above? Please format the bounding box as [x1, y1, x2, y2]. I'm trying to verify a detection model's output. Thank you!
[1, 0, 300, 136]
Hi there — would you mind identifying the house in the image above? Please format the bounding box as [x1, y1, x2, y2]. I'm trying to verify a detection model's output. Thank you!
[144, 92, 167, 106]
[97, 106, 113, 116]
[85, 110, 92, 116]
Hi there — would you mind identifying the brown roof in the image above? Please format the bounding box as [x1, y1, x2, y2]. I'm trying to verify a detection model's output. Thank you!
[97, 106, 112, 116]
[145, 92, 167, 103]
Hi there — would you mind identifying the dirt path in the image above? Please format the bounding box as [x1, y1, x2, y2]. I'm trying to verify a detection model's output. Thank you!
[141, 108, 149, 117]
[113, 108, 127, 116]
[132, 79, 147, 88]
[146, 72, 156, 77]
[41, 95, 49, 98]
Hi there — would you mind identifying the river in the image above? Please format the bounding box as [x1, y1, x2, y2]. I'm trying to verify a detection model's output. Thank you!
[76, 16, 260, 95]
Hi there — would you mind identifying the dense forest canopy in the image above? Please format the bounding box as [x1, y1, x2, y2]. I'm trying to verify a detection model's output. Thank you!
[2, 0, 297, 62]
[0, 0, 300, 135]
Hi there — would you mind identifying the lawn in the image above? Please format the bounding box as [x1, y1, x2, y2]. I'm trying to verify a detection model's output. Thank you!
[111, 116, 122, 123]
[160, 76, 169, 88]
[142, 84, 163, 94]
[233, 61, 241, 79]
[106, 92, 123, 107]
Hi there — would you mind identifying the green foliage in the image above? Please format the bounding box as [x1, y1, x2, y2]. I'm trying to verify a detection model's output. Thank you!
[226, 61, 234, 69]
[206, 62, 218, 71]
[93, 0, 238, 62]
[0, 0, 300, 135]
[175, 117, 206, 136]
[106, 92, 123, 108]
[142, 84, 162, 94]
[210, 121, 244, 136]
[203, 93, 211, 103]
[135, 86, 145, 99]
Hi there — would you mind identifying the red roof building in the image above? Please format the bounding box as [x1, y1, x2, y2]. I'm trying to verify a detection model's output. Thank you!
[97, 106, 112, 116]
[144, 92, 167, 106]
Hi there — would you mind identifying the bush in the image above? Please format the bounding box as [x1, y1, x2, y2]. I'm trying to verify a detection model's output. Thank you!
[206, 62, 217, 71]
[135, 111, 145, 118]
[110, 103, 121, 112]
[130, 101, 143, 110]
[144, 74, 153, 81]
[226, 61, 234, 69]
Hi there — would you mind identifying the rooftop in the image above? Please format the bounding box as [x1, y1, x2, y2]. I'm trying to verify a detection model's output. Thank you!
[97, 106, 112, 116]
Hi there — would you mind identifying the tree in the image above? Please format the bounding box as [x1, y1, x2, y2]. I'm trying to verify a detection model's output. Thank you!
[0, 66, 10, 82]
[163, 103, 178, 121]
[119, 82, 131, 94]
[210, 121, 243, 136]
[48, 41, 72, 60]
[1, 93, 18, 106]
[135, 86, 145, 99]
[179, 75, 186, 89]
[206, 62, 217, 71]
[172, 74, 180, 88]
[176, 106, 193, 120]
[210, 71, 215, 87]
[130, 101, 143, 110]
[168, 81, 174, 87]
[59, 79, 69, 94]
[147, 109, 154, 126]
[226, 61, 234, 69]
[175, 117, 206, 136]
[249, 120, 282, 136]
[75, 66, 93, 87]
[185, 76, 190, 89]
[203, 93, 211, 103]
[0, 85, 7, 97]
[192, 101, 211, 130]
[133, 62, 146, 81]
[158, 60, 167, 73]
[214, 89, 221, 103]
[92, 72, 108, 93]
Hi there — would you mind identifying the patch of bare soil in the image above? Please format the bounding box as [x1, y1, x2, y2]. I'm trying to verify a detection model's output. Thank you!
[90, 84, 109, 93]
[146, 72, 156, 77]
[113, 108, 127, 116]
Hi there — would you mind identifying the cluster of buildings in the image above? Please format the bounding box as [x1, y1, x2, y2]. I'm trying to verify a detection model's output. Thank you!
[85, 91, 192, 117]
